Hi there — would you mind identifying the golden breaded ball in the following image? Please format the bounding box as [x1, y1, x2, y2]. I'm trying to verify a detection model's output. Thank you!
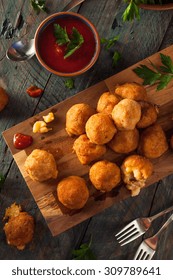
[0, 87, 9, 112]
[57, 176, 89, 209]
[121, 154, 153, 196]
[112, 99, 141, 130]
[97, 91, 120, 116]
[24, 149, 58, 181]
[73, 134, 106, 165]
[108, 128, 139, 154]
[85, 113, 117, 144]
[89, 160, 121, 192]
[115, 82, 148, 101]
[137, 101, 158, 129]
[66, 103, 95, 136]
[4, 212, 34, 250]
[138, 124, 168, 159]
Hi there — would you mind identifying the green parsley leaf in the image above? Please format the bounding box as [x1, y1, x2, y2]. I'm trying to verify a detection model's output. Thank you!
[64, 27, 84, 59]
[54, 24, 70, 46]
[64, 78, 74, 89]
[159, 53, 173, 74]
[101, 35, 119, 50]
[112, 50, 121, 67]
[122, 1, 140, 22]
[133, 64, 161, 85]
[31, 0, 47, 14]
[157, 74, 173, 91]
[133, 53, 173, 91]
[72, 238, 96, 260]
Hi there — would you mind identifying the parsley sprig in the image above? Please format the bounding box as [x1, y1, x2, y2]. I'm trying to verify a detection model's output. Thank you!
[64, 78, 75, 89]
[133, 53, 173, 90]
[123, 0, 141, 22]
[54, 24, 84, 59]
[72, 238, 96, 260]
[31, 0, 47, 14]
[101, 35, 121, 67]
[122, 1, 165, 22]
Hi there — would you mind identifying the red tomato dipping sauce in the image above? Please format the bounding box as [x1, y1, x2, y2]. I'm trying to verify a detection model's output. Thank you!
[37, 15, 97, 74]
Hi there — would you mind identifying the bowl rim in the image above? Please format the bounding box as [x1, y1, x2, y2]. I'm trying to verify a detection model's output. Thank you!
[34, 11, 100, 77]
[140, 3, 173, 10]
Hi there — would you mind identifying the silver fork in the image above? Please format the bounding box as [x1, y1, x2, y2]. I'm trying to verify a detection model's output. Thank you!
[115, 205, 173, 246]
[134, 213, 173, 260]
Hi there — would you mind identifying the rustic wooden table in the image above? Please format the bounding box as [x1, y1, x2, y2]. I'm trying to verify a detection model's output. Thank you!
[1, 0, 173, 260]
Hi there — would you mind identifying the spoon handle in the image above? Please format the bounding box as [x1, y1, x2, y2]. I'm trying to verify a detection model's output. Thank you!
[62, 0, 85, 12]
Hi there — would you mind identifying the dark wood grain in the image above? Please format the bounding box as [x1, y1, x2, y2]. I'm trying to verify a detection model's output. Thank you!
[1, 0, 173, 260]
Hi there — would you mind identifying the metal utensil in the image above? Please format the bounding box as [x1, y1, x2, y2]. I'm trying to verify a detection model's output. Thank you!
[134, 213, 173, 260]
[115, 205, 173, 246]
[6, 0, 85, 61]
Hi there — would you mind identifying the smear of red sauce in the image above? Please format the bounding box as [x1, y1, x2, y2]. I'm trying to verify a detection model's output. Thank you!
[38, 17, 96, 73]
[13, 133, 33, 149]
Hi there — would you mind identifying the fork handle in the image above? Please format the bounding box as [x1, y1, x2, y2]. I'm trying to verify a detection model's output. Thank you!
[62, 0, 85, 11]
[152, 213, 173, 239]
[148, 205, 173, 222]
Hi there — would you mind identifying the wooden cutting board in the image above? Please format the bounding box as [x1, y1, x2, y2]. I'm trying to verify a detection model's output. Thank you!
[3, 45, 173, 236]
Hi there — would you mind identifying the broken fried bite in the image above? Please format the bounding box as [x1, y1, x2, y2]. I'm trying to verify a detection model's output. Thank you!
[89, 160, 121, 192]
[86, 113, 117, 144]
[138, 124, 168, 159]
[24, 149, 58, 181]
[108, 128, 139, 154]
[57, 176, 89, 209]
[3, 203, 34, 250]
[137, 101, 159, 129]
[97, 91, 120, 116]
[112, 99, 141, 130]
[73, 134, 106, 165]
[66, 103, 95, 136]
[121, 155, 153, 197]
[115, 82, 148, 101]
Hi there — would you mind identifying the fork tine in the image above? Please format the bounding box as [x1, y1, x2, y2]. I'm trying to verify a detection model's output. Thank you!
[115, 222, 135, 238]
[134, 248, 143, 260]
[134, 244, 156, 260]
[119, 231, 141, 246]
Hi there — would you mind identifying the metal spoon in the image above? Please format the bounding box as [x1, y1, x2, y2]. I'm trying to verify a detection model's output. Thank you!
[6, 0, 85, 62]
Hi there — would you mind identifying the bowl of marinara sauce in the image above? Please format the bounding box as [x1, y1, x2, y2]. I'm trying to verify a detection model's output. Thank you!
[34, 12, 100, 77]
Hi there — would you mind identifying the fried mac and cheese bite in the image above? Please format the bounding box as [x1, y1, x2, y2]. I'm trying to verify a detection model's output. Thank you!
[89, 160, 121, 192]
[121, 155, 153, 197]
[66, 103, 95, 136]
[115, 82, 148, 101]
[3, 203, 34, 250]
[85, 113, 117, 144]
[24, 149, 58, 181]
[138, 124, 168, 159]
[97, 91, 120, 116]
[111, 99, 141, 130]
[73, 134, 106, 165]
[108, 128, 139, 154]
[57, 176, 89, 209]
[137, 101, 158, 129]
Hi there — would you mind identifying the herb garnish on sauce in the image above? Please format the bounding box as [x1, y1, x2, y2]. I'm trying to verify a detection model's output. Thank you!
[54, 24, 84, 59]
